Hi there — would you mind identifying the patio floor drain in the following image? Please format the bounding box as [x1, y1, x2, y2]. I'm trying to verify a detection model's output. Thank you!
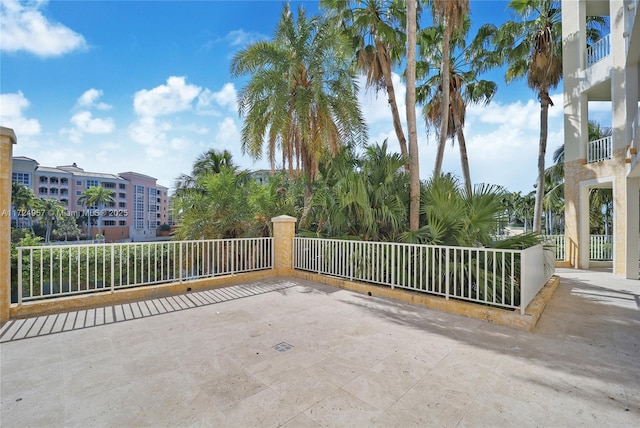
[272, 342, 293, 352]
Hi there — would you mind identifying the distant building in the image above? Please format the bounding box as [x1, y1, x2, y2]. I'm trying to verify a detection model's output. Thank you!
[11, 157, 169, 242]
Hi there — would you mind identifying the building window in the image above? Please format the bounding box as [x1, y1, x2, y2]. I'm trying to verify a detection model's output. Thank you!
[119, 183, 126, 189]
[119, 192, 126, 199]
[76, 191, 82, 196]
[50, 188, 59, 195]
[103, 220, 116, 227]
[39, 187, 47, 195]
[134, 185, 145, 229]
[50, 177, 59, 184]
[12, 172, 31, 187]
[39, 176, 48, 183]
[76, 180, 82, 186]
[60, 199, 68, 206]
[119, 220, 126, 226]
[86, 179, 98, 188]
[60, 178, 68, 185]
[148, 188, 158, 229]
[102, 182, 115, 189]
[119, 202, 126, 208]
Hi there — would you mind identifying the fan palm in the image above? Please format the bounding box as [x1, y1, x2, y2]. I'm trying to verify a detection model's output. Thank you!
[321, 0, 409, 164]
[231, 4, 367, 209]
[305, 141, 408, 241]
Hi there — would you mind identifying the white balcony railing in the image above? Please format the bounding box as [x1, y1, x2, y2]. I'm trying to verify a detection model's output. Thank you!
[590, 234, 613, 260]
[587, 136, 613, 163]
[293, 237, 554, 315]
[585, 33, 610, 67]
[544, 235, 615, 261]
[15, 238, 273, 303]
[544, 235, 566, 260]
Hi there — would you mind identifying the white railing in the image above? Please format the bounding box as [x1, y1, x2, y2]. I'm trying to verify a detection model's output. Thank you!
[293, 238, 553, 315]
[585, 33, 610, 67]
[544, 235, 566, 260]
[587, 136, 613, 163]
[15, 238, 273, 303]
[590, 234, 613, 260]
[544, 234, 614, 261]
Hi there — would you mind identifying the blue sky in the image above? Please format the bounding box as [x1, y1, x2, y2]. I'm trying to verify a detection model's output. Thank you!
[0, 0, 609, 193]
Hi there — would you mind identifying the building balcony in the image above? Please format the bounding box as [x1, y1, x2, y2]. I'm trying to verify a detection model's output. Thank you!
[585, 34, 610, 67]
[586, 136, 612, 163]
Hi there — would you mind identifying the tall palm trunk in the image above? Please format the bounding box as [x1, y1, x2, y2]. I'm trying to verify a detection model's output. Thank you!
[534, 91, 552, 233]
[434, 18, 451, 177]
[452, 107, 472, 195]
[406, 0, 419, 230]
[376, 41, 408, 167]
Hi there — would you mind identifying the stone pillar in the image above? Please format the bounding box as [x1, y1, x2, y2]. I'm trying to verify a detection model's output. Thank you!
[1, 127, 17, 325]
[271, 215, 297, 276]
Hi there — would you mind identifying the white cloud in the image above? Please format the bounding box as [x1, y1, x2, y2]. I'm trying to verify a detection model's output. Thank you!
[215, 117, 240, 143]
[70, 111, 114, 134]
[225, 29, 265, 46]
[128, 116, 170, 147]
[76, 89, 111, 110]
[359, 73, 407, 124]
[197, 83, 237, 114]
[0, 91, 41, 136]
[0, 0, 87, 57]
[61, 90, 115, 142]
[133, 76, 202, 117]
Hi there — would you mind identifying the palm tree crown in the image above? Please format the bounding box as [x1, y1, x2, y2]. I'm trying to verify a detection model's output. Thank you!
[231, 4, 367, 186]
[78, 186, 115, 237]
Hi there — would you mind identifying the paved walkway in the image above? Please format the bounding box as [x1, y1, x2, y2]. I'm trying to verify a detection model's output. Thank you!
[1, 269, 639, 427]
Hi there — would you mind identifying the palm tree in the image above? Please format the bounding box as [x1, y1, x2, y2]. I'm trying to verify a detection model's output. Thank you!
[34, 198, 65, 243]
[54, 215, 81, 242]
[78, 186, 115, 238]
[193, 149, 234, 177]
[11, 182, 36, 233]
[486, 0, 607, 233]
[417, 18, 497, 195]
[304, 141, 408, 241]
[174, 149, 235, 196]
[320, 0, 409, 164]
[430, 0, 469, 179]
[406, 0, 420, 231]
[231, 4, 367, 210]
[173, 167, 257, 240]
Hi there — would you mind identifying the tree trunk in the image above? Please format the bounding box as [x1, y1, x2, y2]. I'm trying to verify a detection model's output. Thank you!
[434, 19, 451, 178]
[406, 0, 420, 231]
[452, 107, 472, 195]
[534, 95, 551, 234]
[376, 41, 408, 169]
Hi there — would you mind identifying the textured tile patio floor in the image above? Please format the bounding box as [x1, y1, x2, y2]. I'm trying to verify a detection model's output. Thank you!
[1, 269, 639, 427]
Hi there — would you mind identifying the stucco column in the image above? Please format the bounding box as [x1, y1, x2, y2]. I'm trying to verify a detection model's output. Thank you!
[1, 127, 17, 325]
[623, 177, 639, 278]
[271, 215, 297, 276]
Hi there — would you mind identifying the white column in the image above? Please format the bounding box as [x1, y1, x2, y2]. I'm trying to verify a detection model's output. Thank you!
[625, 177, 640, 278]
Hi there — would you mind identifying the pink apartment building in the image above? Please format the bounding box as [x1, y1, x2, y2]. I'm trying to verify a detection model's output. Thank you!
[11, 157, 170, 242]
